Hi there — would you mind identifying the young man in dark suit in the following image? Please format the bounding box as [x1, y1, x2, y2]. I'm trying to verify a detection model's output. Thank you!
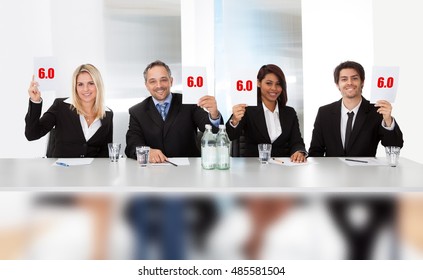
[309, 61, 403, 157]
[309, 61, 404, 259]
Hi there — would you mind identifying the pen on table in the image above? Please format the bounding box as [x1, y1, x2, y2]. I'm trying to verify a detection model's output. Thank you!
[345, 158, 368, 163]
[165, 159, 178, 167]
[56, 162, 70, 167]
[272, 157, 284, 164]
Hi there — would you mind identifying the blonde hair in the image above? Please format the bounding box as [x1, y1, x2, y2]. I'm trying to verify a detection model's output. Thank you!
[71, 64, 106, 119]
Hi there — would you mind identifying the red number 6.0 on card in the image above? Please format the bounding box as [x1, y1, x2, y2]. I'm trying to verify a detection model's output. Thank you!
[33, 56, 58, 91]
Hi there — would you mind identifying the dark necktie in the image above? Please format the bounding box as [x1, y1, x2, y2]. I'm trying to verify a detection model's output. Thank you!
[345, 111, 354, 152]
[157, 102, 168, 120]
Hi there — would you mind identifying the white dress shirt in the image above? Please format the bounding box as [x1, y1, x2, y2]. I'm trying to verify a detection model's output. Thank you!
[64, 98, 102, 141]
[263, 102, 282, 143]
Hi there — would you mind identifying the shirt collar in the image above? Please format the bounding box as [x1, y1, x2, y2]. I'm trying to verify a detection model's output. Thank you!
[262, 101, 279, 114]
[341, 99, 361, 115]
[152, 93, 173, 107]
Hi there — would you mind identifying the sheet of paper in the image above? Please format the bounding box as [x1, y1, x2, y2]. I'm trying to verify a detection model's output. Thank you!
[182, 67, 209, 104]
[340, 157, 387, 166]
[33, 56, 59, 91]
[150, 158, 190, 166]
[230, 71, 257, 106]
[54, 158, 94, 167]
[370, 66, 400, 103]
[269, 157, 310, 166]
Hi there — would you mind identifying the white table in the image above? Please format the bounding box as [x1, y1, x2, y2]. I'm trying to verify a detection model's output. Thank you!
[1, 157, 422, 193]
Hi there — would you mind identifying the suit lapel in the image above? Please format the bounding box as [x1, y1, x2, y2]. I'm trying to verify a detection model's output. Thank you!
[69, 108, 87, 141]
[147, 98, 165, 129]
[348, 98, 371, 151]
[250, 103, 271, 142]
[92, 111, 111, 142]
[331, 100, 344, 152]
[163, 93, 180, 138]
[278, 104, 290, 138]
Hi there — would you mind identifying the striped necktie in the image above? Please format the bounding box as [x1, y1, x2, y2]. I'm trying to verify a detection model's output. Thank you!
[157, 102, 168, 120]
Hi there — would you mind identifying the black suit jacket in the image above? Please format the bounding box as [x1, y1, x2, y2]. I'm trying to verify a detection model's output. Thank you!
[25, 98, 113, 158]
[308, 97, 403, 157]
[225, 102, 306, 157]
[125, 93, 222, 159]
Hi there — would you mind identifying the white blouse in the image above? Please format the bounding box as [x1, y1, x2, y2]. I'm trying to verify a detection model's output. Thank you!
[262, 102, 282, 143]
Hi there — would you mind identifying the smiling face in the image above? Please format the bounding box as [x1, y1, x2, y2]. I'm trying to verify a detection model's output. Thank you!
[258, 73, 282, 105]
[145, 65, 173, 101]
[76, 72, 97, 105]
[337, 68, 364, 100]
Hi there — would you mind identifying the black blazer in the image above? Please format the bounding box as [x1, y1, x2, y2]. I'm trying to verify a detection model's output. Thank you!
[25, 98, 113, 158]
[225, 101, 306, 157]
[125, 93, 222, 159]
[308, 97, 403, 157]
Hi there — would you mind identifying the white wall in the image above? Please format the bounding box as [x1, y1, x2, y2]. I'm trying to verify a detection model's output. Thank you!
[373, 0, 423, 163]
[302, 0, 422, 164]
[181, 0, 215, 89]
[0, 0, 53, 158]
[0, 0, 105, 158]
[302, 0, 374, 155]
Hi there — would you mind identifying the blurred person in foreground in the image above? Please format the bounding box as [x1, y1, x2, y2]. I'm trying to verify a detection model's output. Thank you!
[205, 195, 344, 260]
[396, 194, 423, 259]
[226, 64, 306, 162]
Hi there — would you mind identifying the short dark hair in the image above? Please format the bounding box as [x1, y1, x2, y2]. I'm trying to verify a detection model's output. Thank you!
[333, 61, 365, 84]
[257, 64, 288, 106]
[143, 60, 172, 82]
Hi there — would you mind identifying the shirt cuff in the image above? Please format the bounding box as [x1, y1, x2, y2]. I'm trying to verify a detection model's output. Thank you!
[30, 97, 43, 104]
[229, 119, 238, 128]
[209, 113, 221, 127]
[381, 118, 395, 131]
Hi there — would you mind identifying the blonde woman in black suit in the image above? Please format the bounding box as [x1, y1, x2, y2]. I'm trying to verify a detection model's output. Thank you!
[25, 63, 113, 158]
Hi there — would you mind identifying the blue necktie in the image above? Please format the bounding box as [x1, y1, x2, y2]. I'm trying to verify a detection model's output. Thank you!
[157, 102, 168, 120]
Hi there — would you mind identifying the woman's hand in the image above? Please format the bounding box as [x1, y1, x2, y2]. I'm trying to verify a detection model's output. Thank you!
[28, 75, 41, 102]
[230, 104, 247, 126]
